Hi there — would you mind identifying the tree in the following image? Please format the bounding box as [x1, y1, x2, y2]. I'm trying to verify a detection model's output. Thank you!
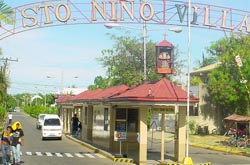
[0, 1, 14, 108]
[0, 71, 8, 103]
[88, 76, 108, 90]
[0, 0, 14, 25]
[91, 32, 184, 88]
[207, 34, 250, 115]
[191, 52, 218, 85]
[6, 94, 17, 110]
[198, 52, 218, 68]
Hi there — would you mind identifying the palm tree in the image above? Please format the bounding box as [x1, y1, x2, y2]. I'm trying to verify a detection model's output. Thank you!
[0, 0, 14, 26]
[0, 71, 8, 103]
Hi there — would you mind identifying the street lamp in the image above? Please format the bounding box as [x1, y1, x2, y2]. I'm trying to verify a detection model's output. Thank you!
[47, 75, 79, 95]
[184, 0, 193, 164]
[104, 23, 182, 81]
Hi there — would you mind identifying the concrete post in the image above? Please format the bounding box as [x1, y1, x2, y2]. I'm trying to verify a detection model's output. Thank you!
[138, 106, 148, 165]
[176, 106, 186, 162]
[160, 113, 165, 163]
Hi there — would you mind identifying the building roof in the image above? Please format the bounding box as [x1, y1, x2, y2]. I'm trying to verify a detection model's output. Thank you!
[56, 78, 198, 104]
[72, 85, 129, 101]
[61, 88, 87, 95]
[190, 63, 220, 76]
[224, 114, 250, 123]
[56, 95, 73, 103]
[156, 40, 174, 47]
[111, 78, 198, 103]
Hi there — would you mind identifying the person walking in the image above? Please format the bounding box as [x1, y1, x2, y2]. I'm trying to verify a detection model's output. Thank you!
[11, 121, 24, 165]
[1, 126, 13, 165]
[77, 121, 82, 138]
[8, 113, 13, 125]
[71, 114, 79, 137]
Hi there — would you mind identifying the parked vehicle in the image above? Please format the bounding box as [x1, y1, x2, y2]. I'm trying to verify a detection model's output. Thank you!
[41, 114, 63, 140]
[36, 114, 47, 129]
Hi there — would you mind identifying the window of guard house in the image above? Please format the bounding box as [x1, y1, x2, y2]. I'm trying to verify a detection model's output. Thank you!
[84, 107, 88, 125]
[104, 108, 109, 131]
[115, 108, 127, 132]
[127, 109, 138, 132]
[116, 108, 126, 120]
[189, 106, 198, 116]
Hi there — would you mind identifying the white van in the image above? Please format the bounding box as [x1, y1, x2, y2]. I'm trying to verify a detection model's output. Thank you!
[42, 114, 63, 140]
[36, 114, 47, 129]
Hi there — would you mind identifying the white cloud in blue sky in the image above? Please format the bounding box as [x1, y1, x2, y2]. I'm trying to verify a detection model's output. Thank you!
[1, 0, 249, 94]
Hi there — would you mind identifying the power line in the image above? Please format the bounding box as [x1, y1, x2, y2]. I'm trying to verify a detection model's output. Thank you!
[0, 57, 18, 73]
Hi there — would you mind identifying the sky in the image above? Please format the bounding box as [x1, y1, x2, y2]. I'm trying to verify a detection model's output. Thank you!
[1, 0, 249, 94]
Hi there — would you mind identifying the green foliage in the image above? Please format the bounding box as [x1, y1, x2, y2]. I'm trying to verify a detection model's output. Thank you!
[0, 105, 5, 119]
[90, 32, 184, 88]
[88, 76, 109, 90]
[0, 71, 9, 103]
[23, 105, 57, 118]
[147, 109, 152, 129]
[207, 35, 250, 115]
[196, 53, 218, 68]
[6, 94, 17, 110]
[189, 120, 196, 135]
[190, 76, 202, 85]
[0, 0, 14, 25]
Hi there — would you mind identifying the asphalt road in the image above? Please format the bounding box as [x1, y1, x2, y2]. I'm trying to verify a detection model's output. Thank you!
[3, 112, 250, 165]
[6, 112, 133, 165]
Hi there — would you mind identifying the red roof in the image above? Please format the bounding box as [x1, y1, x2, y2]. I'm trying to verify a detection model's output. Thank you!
[56, 95, 73, 103]
[111, 78, 198, 103]
[156, 40, 174, 47]
[71, 85, 129, 101]
[56, 79, 198, 103]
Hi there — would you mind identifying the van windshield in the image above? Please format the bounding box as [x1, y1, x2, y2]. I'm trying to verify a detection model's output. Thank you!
[44, 119, 60, 126]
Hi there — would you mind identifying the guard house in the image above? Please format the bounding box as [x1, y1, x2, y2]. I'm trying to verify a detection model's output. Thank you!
[56, 78, 199, 164]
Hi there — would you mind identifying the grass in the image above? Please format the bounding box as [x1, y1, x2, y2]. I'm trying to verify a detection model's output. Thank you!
[190, 134, 250, 154]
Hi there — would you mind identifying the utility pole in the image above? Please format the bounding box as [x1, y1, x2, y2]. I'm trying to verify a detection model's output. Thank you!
[0, 57, 18, 74]
[0, 57, 18, 112]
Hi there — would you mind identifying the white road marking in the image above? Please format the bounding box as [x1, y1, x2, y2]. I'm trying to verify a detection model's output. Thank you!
[94, 153, 106, 158]
[65, 153, 74, 157]
[35, 152, 43, 156]
[75, 153, 84, 158]
[55, 153, 63, 157]
[85, 153, 95, 158]
[26, 152, 32, 156]
[45, 152, 53, 156]
[24, 151, 107, 159]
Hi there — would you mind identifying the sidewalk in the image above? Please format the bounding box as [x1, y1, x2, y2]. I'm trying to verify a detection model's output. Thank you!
[66, 131, 250, 165]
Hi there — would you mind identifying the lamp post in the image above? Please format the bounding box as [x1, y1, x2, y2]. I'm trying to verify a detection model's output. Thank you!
[184, 0, 192, 164]
[104, 23, 182, 81]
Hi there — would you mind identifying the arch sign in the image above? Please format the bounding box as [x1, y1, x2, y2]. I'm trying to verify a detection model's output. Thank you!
[0, 0, 249, 40]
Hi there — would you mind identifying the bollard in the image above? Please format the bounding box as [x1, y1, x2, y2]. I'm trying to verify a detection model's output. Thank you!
[183, 157, 193, 165]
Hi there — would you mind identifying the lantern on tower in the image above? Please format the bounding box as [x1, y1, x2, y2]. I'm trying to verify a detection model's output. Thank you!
[155, 39, 175, 75]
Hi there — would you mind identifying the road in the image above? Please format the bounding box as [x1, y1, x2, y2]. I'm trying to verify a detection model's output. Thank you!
[4, 112, 250, 165]
[7, 112, 133, 165]
[146, 133, 250, 165]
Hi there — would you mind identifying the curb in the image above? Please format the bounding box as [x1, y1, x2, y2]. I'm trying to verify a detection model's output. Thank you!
[156, 162, 212, 165]
[66, 134, 249, 164]
[190, 143, 250, 157]
[114, 158, 135, 163]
